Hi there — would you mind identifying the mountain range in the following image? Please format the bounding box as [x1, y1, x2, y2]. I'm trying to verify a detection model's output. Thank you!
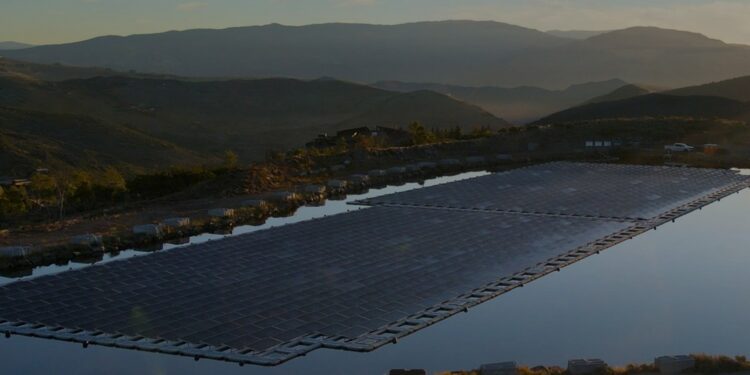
[545, 30, 608, 39]
[4, 21, 750, 88]
[0, 42, 32, 50]
[372, 79, 628, 123]
[535, 76, 750, 124]
[584, 84, 653, 104]
[0, 59, 506, 175]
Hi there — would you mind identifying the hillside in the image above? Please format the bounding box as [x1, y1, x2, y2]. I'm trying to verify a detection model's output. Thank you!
[496, 27, 750, 88]
[5, 22, 750, 88]
[373, 79, 627, 123]
[581, 75, 750, 106]
[582, 27, 725, 49]
[1, 21, 568, 86]
[0, 107, 210, 175]
[337, 90, 503, 128]
[667, 76, 750, 102]
[0, 68, 507, 173]
[0, 42, 32, 50]
[0, 57, 180, 82]
[585, 84, 652, 104]
[545, 30, 608, 39]
[534, 94, 750, 124]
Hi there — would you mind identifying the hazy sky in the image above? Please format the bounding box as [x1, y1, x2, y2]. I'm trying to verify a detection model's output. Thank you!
[3, 0, 750, 45]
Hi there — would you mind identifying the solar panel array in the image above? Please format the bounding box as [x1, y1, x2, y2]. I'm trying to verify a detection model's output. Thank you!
[0, 162, 747, 365]
[0, 207, 630, 352]
[355, 162, 748, 221]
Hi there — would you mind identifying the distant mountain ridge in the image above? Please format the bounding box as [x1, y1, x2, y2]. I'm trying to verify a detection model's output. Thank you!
[534, 73, 750, 124]
[583, 26, 725, 49]
[666, 76, 750, 102]
[1, 21, 567, 86]
[0, 41, 33, 50]
[535, 94, 750, 124]
[0, 60, 508, 173]
[0, 57, 184, 82]
[585, 84, 652, 104]
[372, 79, 628, 123]
[5, 21, 750, 88]
[574, 74, 750, 106]
[545, 30, 609, 39]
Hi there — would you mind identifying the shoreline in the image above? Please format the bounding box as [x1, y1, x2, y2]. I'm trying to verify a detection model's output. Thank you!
[441, 354, 750, 375]
[0, 159, 519, 274]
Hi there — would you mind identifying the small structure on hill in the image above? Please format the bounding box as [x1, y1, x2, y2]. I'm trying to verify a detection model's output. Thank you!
[305, 125, 411, 149]
[327, 179, 347, 189]
[349, 174, 370, 184]
[567, 359, 607, 375]
[480, 361, 518, 375]
[0, 178, 31, 187]
[265, 191, 299, 202]
[133, 224, 163, 238]
[388, 370, 426, 375]
[162, 217, 190, 228]
[374, 126, 411, 145]
[70, 234, 103, 247]
[387, 166, 407, 175]
[655, 355, 695, 374]
[703, 144, 722, 155]
[368, 169, 387, 178]
[0, 246, 29, 258]
[337, 127, 371, 139]
[241, 199, 267, 209]
[208, 208, 235, 218]
[304, 184, 326, 194]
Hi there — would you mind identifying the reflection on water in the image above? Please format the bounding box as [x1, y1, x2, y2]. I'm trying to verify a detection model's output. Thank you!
[2, 170, 750, 375]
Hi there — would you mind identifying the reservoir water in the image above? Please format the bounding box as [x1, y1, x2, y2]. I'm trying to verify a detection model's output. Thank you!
[1, 170, 749, 374]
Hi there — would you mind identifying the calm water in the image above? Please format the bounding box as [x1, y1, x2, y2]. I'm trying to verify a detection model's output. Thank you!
[2, 170, 750, 374]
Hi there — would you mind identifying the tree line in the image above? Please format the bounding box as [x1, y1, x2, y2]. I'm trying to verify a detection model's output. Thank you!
[0, 151, 240, 224]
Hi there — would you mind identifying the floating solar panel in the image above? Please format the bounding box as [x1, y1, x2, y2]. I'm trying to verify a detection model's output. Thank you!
[354, 162, 749, 221]
[0, 162, 747, 365]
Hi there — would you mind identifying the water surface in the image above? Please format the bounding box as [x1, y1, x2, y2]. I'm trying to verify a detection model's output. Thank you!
[1, 170, 749, 374]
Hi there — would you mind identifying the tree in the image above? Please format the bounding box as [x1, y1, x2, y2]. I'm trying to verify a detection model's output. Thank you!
[355, 135, 377, 149]
[470, 126, 493, 138]
[0, 186, 7, 218]
[71, 170, 94, 201]
[408, 122, 436, 145]
[0, 185, 29, 218]
[100, 166, 127, 200]
[29, 173, 58, 212]
[335, 137, 349, 153]
[449, 126, 462, 139]
[30, 172, 75, 220]
[223, 150, 239, 170]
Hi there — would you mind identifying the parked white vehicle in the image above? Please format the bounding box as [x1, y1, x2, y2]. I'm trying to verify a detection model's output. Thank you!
[664, 143, 694, 152]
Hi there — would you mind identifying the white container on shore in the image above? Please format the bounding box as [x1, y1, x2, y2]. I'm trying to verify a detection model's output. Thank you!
[133, 224, 163, 238]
